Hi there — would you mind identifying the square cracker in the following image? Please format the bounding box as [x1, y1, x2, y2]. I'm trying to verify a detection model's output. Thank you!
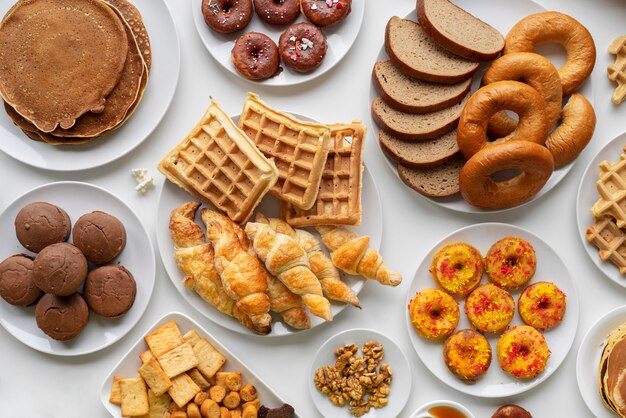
[120, 377, 149, 417]
[109, 376, 122, 405]
[188, 368, 211, 390]
[144, 321, 185, 358]
[194, 339, 226, 379]
[168, 373, 201, 407]
[183, 329, 202, 348]
[146, 390, 171, 418]
[138, 357, 172, 396]
[158, 341, 198, 378]
[139, 350, 155, 363]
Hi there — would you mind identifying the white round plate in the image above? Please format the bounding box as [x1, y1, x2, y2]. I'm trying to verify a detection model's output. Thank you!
[156, 112, 383, 337]
[191, 0, 364, 86]
[0, 0, 180, 171]
[309, 328, 412, 418]
[0, 182, 156, 356]
[371, 0, 594, 214]
[405, 223, 579, 398]
[576, 132, 626, 287]
[576, 305, 626, 417]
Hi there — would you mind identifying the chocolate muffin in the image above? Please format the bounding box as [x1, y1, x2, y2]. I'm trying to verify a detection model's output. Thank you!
[0, 254, 41, 306]
[492, 405, 533, 418]
[32, 243, 88, 296]
[72, 211, 126, 264]
[15, 202, 71, 253]
[35, 292, 89, 341]
[84, 265, 136, 317]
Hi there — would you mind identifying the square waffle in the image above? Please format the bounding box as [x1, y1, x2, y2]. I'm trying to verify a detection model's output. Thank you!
[280, 121, 366, 227]
[238, 92, 330, 210]
[592, 149, 626, 228]
[158, 100, 278, 223]
[587, 215, 626, 275]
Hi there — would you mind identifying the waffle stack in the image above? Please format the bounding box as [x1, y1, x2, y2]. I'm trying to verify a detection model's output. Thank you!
[0, 0, 150, 146]
[159, 93, 366, 227]
[587, 149, 626, 274]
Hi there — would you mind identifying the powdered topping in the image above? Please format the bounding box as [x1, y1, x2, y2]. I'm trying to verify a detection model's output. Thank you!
[497, 326, 550, 378]
[518, 282, 566, 331]
[430, 242, 483, 295]
[409, 288, 459, 339]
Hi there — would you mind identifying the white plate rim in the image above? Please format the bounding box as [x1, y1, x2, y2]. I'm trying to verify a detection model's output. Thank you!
[190, 0, 365, 87]
[576, 304, 626, 418]
[404, 222, 580, 398]
[154, 111, 384, 337]
[308, 327, 413, 418]
[576, 131, 626, 288]
[0, 0, 181, 172]
[99, 311, 300, 417]
[370, 0, 593, 214]
[0, 181, 156, 356]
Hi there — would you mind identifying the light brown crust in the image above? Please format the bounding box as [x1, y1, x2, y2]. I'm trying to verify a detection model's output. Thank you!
[457, 81, 550, 159]
[482, 52, 562, 139]
[459, 141, 554, 209]
[545, 93, 595, 167]
[504, 11, 596, 96]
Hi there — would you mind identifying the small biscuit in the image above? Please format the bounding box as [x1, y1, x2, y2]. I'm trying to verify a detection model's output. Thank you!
[194, 340, 226, 379]
[158, 342, 199, 378]
[138, 357, 172, 396]
[140, 350, 155, 363]
[145, 321, 185, 357]
[147, 389, 172, 418]
[109, 376, 122, 405]
[183, 329, 202, 347]
[188, 368, 211, 390]
[168, 373, 201, 407]
[120, 377, 149, 417]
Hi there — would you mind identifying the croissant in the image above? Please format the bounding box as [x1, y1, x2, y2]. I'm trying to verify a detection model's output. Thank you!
[231, 220, 310, 330]
[255, 214, 360, 308]
[245, 222, 332, 321]
[169, 202, 266, 334]
[316, 226, 402, 287]
[201, 209, 272, 333]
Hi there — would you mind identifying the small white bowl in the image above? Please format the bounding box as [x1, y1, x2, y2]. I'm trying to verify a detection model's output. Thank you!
[410, 400, 475, 418]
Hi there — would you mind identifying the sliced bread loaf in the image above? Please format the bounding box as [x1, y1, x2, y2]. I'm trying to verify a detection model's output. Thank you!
[397, 155, 464, 197]
[417, 0, 504, 61]
[371, 93, 468, 141]
[373, 60, 471, 113]
[379, 129, 459, 168]
[385, 16, 478, 84]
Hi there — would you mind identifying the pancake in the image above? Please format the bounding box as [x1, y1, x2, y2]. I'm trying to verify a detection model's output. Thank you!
[599, 323, 626, 416]
[49, 4, 144, 138]
[105, 0, 152, 72]
[0, 0, 128, 132]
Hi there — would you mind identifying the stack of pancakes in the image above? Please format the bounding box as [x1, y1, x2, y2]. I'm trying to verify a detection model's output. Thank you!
[0, 0, 151, 145]
[600, 322, 626, 417]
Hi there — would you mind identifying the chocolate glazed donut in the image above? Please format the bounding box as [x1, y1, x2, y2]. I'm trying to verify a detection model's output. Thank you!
[202, 0, 253, 34]
[301, 0, 351, 27]
[279, 22, 327, 73]
[253, 0, 300, 25]
[231, 32, 280, 80]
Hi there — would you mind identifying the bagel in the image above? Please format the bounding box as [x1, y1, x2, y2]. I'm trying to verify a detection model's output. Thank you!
[457, 81, 550, 159]
[459, 141, 554, 209]
[504, 12, 596, 96]
[546, 93, 595, 167]
[482, 52, 562, 138]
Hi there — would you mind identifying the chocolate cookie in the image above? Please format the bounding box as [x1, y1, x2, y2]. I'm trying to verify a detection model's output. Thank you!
[279, 23, 327, 73]
[35, 292, 89, 341]
[492, 405, 533, 418]
[259, 404, 295, 418]
[15, 202, 71, 253]
[33, 243, 88, 296]
[72, 211, 126, 264]
[84, 265, 136, 317]
[0, 254, 41, 306]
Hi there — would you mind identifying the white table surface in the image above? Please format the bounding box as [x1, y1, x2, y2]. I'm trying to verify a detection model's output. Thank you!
[0, 0, 624, 417]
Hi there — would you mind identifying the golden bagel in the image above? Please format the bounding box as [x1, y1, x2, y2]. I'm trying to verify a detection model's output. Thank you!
[546, 93, 595, 167]
[457, 81, 550, 159]
[459, 141, 554, 209]
[504, 12, 596, 96]
[482, 52, 562, 138]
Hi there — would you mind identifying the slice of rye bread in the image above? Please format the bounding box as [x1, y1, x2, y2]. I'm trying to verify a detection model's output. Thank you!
[384, 16, 478, 84]
[417, 0, 504, 62]
[397, 155, 465, 197]
[373, 60, 471, 114]
[379, 129, 459, 168]
[371, 93, 468, 141]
